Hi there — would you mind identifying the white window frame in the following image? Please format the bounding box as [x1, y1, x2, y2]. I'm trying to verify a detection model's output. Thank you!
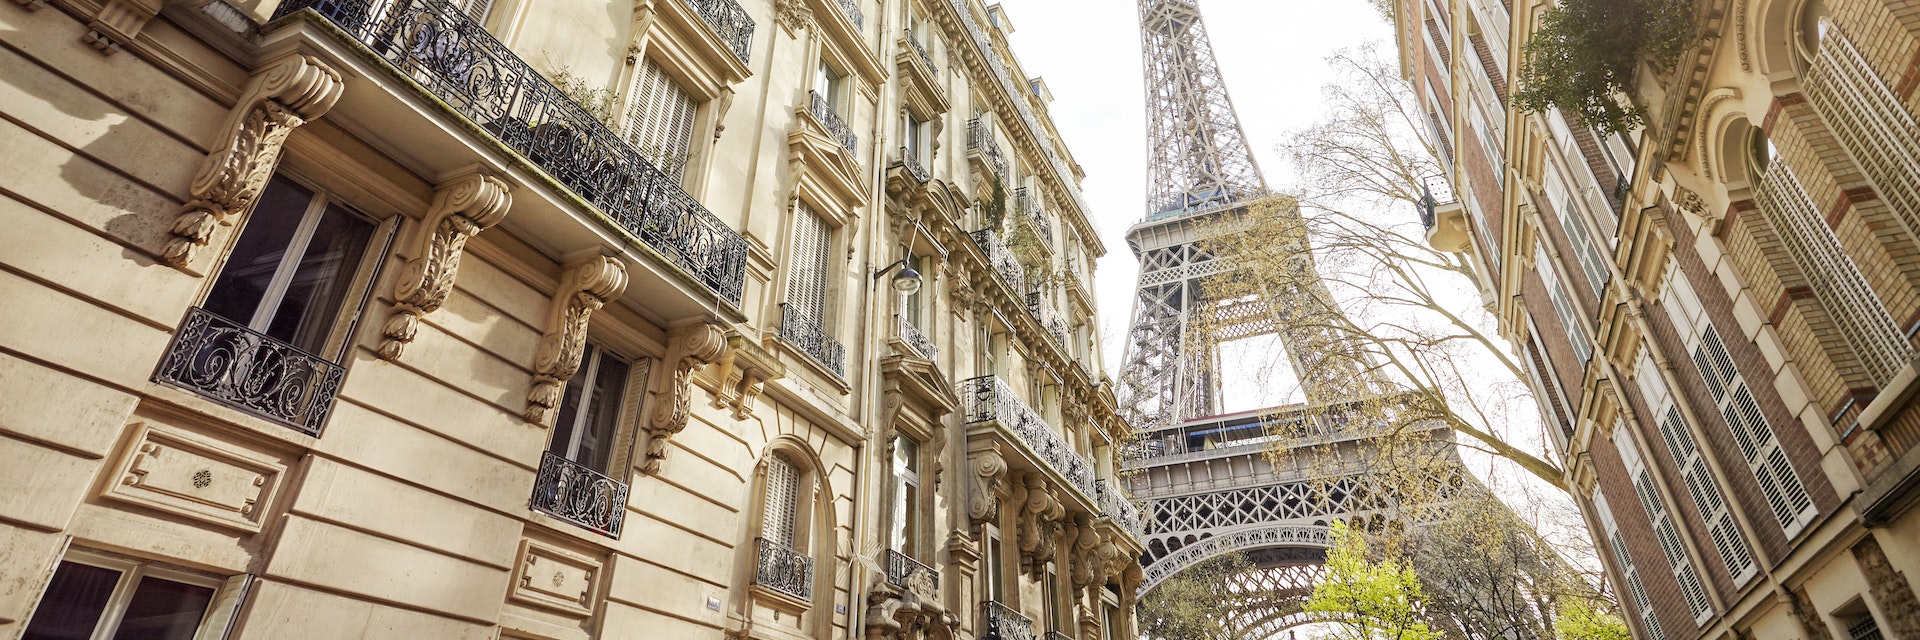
[1594, 488, 1666, 640]
[26, 549, 245, 640]
[1536, 242, 1594, 363]
[1612, 425, 1714, 623]
[548, 341, 637, 473]
[1633, 350, 1759, 587]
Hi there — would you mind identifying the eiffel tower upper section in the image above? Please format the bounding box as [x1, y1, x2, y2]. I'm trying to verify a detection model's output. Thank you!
[1139, 0, 1267, 220]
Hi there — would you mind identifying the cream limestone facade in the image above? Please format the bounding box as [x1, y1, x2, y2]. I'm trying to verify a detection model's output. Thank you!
[0, 0, 1143, 638]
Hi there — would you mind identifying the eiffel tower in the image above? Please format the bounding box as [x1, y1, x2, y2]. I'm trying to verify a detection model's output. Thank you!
[1118, 0, 1465, 636]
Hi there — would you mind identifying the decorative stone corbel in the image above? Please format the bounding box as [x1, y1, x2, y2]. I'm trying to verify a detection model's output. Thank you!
[378, 171, 511, 360]
[82, 0, 164, 53]
[967, 448, 1008, 524]
[1069, 513, 1099, 588]
[773, 0, 812, 35]
[708, 334, 782, 420]
[714, 87, 737, 140]
[1017, 473, 1064, 573]
[640, 323, 729, 474]
[526, 257, 629, 424]
[164, 54, 343, 267]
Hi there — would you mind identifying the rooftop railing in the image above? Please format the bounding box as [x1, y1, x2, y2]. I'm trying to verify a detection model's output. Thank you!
[754, 538, 814, 600]
[960, 376, 1094, 498]
[272, 0, 749, 304]
[780, 303, 846, 377]
[530, 451, 630, 537]
[153, 307, 344, 437]
[810, 90, 859, 153]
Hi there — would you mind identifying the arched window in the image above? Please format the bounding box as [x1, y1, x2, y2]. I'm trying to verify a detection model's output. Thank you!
[762, 453, 801, 548]
[752, 450, 817, 605]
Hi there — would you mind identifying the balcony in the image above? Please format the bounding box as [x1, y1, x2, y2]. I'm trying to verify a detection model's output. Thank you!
[781, 303, 846, 377]
[980, 600, 1036, 640]
[967, 118, 1009, 181]
[896, 146, 931, 184]
[884, 549, 940, 589]
[809, 90, 859, 154]
[682, 0, 756, 63]
[1094, 479, 1144, 538]
[896, 314, 938, 361]
[1045, 632, 1072, 640]
[272, 0, 749, 305]
[1417, 174, 1469, 253]
[530, 451, 630, 537]
[1013, 187, 1053, 250]
[960, 376, 1094, 498]
[904, 30, 938, 76]
[1024, 291, 1069, 348]
[754, 538, 815, 601]
[836, 0, 863, 29]
[970, 230, 1026, 295]
[152, 307, 345, 437]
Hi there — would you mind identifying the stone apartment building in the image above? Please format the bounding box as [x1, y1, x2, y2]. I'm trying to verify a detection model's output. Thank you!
[1398, 0, 1920, 637]
[0, 0, 1146, 637]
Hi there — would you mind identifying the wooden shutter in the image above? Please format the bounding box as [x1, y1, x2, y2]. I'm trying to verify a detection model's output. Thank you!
[786, 203, 832, 323]
[624, 59, 699, 180]
[762, 454, 799, 548]
[1594, 489, 1665, 640]
[459, 0, 495, 23]
[1692, 325, 1818, 536]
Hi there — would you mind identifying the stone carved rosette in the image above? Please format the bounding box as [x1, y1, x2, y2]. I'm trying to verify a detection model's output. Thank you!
[165, 54, 344, 267]
[379, 171, 512, 360]
[639, 323, 728, 474]
[526, 257, 629, 424]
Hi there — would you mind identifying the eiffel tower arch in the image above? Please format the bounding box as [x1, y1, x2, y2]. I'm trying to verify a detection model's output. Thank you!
[1117, 0, 1470, 635]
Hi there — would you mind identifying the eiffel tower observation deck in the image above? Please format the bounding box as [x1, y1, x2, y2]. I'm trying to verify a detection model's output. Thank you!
[1117, 0, 1469, 635]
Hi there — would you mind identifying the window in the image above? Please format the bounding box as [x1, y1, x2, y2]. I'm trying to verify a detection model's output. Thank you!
[23, 552, 239, 640]
[1044, 566, 1063, 632]
[549, 342, 632, 473]
[1593, 488, 1665, 640]
[203, 174, 380, 357]
[1544, 172, 1611, 300]
[905, 114, 927, 164]
[455, 0, 495, 23]
[891, 436, 922, 558]
[1535, 243, 1593, 363]
[764, 453, 802, 548]
[624, 58, 699, 181]
[816, 61, 842, 108]
[1661, 270, 1820, 537]
[903, 253, 925, 328]
[979, 525, 1005, 603]
[787, 203, 833, 325]
[1612, 425, 1712, 623]
[1632, 350, 1757, 586]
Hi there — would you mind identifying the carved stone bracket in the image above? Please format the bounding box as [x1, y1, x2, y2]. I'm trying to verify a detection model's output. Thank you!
[82, 0, 164, 53]
[640, 323, 728, 474]
[967, 448, 1007, 525]
[773, 0, 812, 35]
[709, 333, 784, 420]
[164, 54, 344, 267]
[864, 563, 955, 640]
[378, 171, 512, 360]
[1012, 472, 1064, 574]
[526, 257, 629, 424]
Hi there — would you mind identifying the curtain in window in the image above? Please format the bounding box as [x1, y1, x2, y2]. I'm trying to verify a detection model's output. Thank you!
[625, 58, 698, 180]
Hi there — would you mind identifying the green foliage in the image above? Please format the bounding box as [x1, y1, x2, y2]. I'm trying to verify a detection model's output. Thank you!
[1138, 553, 1256, 640]
[984, 177, 1009, 231]
[547, 66, 620, 129]
[1514, 0, 1699, 135]
[1305, 521, 1440, 640]
[1555, 598, 1632, 640]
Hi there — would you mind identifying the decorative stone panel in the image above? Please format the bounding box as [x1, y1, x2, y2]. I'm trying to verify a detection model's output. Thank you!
[103, 422, 284, 532]
[507, 538, 603, 617]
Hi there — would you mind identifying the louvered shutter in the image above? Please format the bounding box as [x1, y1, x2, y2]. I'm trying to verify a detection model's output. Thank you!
[1691, 326, 1818, 535]
[786, 204, 832, 323]
[1618, 427, 1712, 622]
[1657, 406, 1756, 583]
[624, 59, 699, 180]
[762, 454, 799, 548]
[459, 0, 495, 23]
[1595, 489, 1665, 640]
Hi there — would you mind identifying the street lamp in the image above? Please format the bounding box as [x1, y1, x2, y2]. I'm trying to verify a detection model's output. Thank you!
[874, 258, 922, 295]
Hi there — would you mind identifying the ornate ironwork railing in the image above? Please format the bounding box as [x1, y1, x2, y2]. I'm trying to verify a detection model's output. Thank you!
[836, 0, 863, 29]
[153, 307, 345, 436]
[781, 303, 846, 377]
[1011, 187, 1053, 249]
[1416, 173, 1456, 231]
[970, 230, 1026, 295]
[1044, 632, 1073, 640]
[896, 146, 930, 184]
[960, 376, 1095, 498]
[1025, 291, 1069, 348]
[896, 314, 938, 361]
[904, 29, 937, 76]
[530, 451, 630, 537]
[884, 549, 940, 590]
[1094, 479, 1144, 537]
[967, 118, 1009, 179]
[809, 90, 858, 153]
[755, 538, 815, 600]
[683, 0, 755, 63]
[980, 600, 1036, 640]
[272, 0, 749, 305]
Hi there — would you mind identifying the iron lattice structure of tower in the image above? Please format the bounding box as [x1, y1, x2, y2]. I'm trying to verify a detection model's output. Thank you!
[1118, 0, 1470, 636]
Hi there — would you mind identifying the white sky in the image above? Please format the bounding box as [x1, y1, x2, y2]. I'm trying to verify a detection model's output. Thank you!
[993, 0, 1395, 407]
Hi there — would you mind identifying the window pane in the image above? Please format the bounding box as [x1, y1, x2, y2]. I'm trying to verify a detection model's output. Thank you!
[203, 177, 313, 327]
[111, 576, 214, 640]
[263, 201, 375, 354]
[23, 561, 122, 640]
[578, 353, 630, 472]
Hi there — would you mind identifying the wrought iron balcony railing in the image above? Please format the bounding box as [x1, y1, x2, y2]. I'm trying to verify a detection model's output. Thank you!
[1011, 187, 1053, 250]
[682, 0, 755, 63]
[836, 0, 863, 29]
[809, 90, 858, 153]
[1094, 479, 1144, 537]
[960, 376, 1095, 498]
[1044, 632, 1072, 640]
[272, 0, 749, 305]
[980, 600, 1037, 640]
[896, 314, 938, 361]
[896, 146, 930, 184]
[969, 230, 1026, 295]
[780, 303, 846, 377]
[904, 30, 937, 76]
[754, 538, 814, 601]
[966, 118, 1009, 179]
[1024, 291, 1069, 348]
[153, 307, 345, 436]
[1416, 173, 1456, 231]
[884, 549, 940, 590]
[530, 451, 630, 537]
